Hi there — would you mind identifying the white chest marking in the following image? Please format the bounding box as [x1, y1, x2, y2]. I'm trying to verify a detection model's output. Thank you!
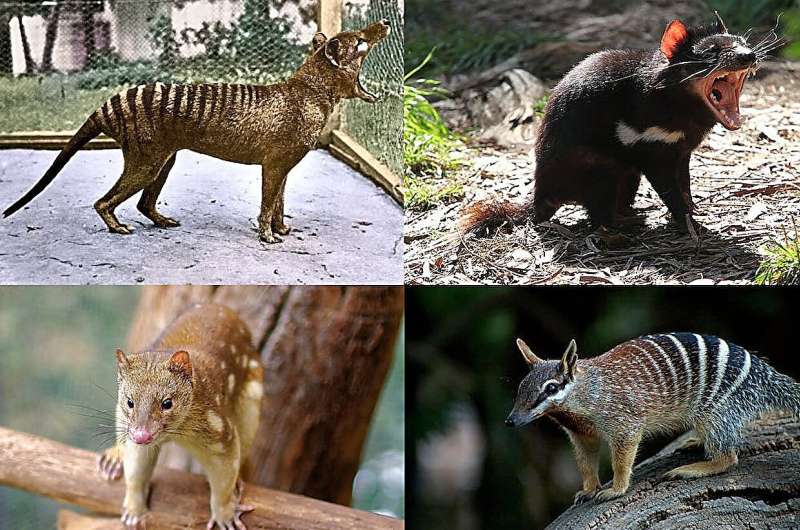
[616, 121, 685, 146]
[357, 41, 369, 53]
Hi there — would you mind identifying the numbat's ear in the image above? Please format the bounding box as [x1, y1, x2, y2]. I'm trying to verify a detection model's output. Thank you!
[516, 338, 543, 366]
[312, 32, 327, 51]
[324, 38, 341, 67]
[115, 348, 130, 370]
[559, 339, 578, 381]
[168, 350, 193, 381]
[660, 19, 689, 60]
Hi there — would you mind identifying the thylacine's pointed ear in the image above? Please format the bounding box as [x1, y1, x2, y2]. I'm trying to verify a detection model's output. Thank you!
[324, 38, 341, 67]
[115, 349, 130, 370]
[167, 350, 193, 382]
[516, 338, 543, 366]
[660, 19, 689, 60]
[559, 339, 578, 381]
[713, 10, 728, 34]
[312, 32, 327, 51]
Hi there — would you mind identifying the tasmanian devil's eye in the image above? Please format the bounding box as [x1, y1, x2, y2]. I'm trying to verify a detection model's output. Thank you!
[545, 382, 559, 395]
[161, 398, 173, 410]
[126, 398, 134, 409]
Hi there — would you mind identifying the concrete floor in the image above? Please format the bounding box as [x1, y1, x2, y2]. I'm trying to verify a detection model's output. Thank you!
[0, 149, 402, 284]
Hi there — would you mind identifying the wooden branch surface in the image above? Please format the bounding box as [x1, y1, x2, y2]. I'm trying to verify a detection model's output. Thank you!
[0, 426, 402, 530]
[547, 415, 800, 529]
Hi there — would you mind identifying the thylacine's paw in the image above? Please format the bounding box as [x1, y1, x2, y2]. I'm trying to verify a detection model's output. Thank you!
[97, 446, 123, 481]
[152, 215, 180, 228]
[258, 229, 282, 244]
[272, 222, 291, 236]
[573, 487, 599, 505]
[121, 509, 146, 530]
[594, 486, 627, 503]
[109, 224, 135, 235]
[206, 503, 254, 530]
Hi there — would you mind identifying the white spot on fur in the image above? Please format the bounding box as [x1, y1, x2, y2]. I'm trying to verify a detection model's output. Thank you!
[616, 121, 685, 146]
[228, 373, 235, 394]
[357, 41, 368, 53]
[207, 410, 223, 432]
[244, 380, 263, 401]
[248, 359, 259, 370]
[241, 355, 247, 368]
[215, 394, 221, 405]
[221, 360, 226, 370]
[231, 344, 238, 354]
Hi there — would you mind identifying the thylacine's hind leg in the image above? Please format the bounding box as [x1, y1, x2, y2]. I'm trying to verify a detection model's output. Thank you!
[95, 152, 170, 234]
[137, 152, 180, 228]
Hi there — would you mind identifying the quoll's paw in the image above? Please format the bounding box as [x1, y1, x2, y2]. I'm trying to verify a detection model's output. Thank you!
[97, 447, 123, 481]
[206, 503, 255, 530]
[594, 487, 626, 503]
[573, 487, 599, 505]
[121, 509, 146, 530]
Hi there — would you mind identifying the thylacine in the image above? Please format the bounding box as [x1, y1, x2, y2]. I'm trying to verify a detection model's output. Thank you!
[506, 333, 800, 503]
[97, 304, 264, 529]
[462, 13, 782, 235]
[4, 20, 390, 243]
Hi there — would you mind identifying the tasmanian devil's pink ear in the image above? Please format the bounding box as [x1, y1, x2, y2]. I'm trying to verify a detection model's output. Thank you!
[168, 350, 193, 381]
[660, 19, 689, 60]
[312, 32, 327, 51]
[324, 38, 341, 67]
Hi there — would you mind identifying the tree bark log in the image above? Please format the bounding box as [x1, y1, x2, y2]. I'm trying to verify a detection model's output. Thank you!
[547, 415, 800, 529]
[125, 286, 403, 506]
[0, 427, 401, 530]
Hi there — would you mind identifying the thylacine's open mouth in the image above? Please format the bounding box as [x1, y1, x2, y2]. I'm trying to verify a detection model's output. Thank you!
[354, 20, 391, 103]
[695, 67, 754, 130]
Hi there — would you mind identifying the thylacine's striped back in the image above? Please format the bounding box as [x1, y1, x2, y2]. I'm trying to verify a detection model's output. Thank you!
[592, 333, 760, 422]
[89, 82, 272, 149]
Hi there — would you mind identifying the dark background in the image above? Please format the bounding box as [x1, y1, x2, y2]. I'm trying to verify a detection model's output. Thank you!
[407, 287, 800, 529]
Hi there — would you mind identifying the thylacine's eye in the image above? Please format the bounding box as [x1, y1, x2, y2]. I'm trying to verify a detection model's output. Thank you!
[544, 382, 559, 395]
[161, 398, 173, 410]
[126, 398, 134, 409]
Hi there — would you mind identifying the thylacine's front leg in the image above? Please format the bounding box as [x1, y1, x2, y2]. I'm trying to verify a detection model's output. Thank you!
[258, 152, 304, 243]
[567, 431, 602, 504]
[595, 429, 642, 502]
[271, 178, 290, 236]
[121, 441, 161, 529]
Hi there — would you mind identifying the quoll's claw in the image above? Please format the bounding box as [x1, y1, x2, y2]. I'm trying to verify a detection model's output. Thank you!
[121, 510, 145, 530]
[206, 504, 255, 530]
[97, 448, 123, 481]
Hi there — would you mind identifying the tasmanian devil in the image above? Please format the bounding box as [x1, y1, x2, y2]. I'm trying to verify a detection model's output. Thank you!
[3, 21, 390, 243]
[462, 13, 781, 235]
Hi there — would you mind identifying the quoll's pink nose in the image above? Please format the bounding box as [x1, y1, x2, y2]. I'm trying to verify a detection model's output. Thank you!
[131, 428, 154, 445]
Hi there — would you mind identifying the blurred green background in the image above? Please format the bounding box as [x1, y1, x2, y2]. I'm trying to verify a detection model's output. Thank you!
[407, 287, 800, 529]
[0, 287, 404, 529]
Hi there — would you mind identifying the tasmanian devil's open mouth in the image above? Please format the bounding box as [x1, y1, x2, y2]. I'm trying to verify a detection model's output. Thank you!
[697, 68, 751, 130]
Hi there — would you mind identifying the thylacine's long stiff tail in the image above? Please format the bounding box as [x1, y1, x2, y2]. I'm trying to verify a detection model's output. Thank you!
[3, 116, 101, 218]
[459, 199, 528, 236]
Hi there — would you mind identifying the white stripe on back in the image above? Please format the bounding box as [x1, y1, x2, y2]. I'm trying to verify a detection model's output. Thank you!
[692, 334, 707, 413]
[714, 347, 751, 406]
[705, 338, 729, 406]
[643, 338, 679, 393]
[631, 342, 667, 392]
[666, 334, 693, 392]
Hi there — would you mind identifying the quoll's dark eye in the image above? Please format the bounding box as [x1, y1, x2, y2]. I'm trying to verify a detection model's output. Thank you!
[126, 398, 134, 409]
[545, 382, 559, 395]
[161, 398, 173, 410]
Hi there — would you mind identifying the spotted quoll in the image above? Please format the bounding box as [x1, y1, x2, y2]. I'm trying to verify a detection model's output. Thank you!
[97, 303, 264, 530]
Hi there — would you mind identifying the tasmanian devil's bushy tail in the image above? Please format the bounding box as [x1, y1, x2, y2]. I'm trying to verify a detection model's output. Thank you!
[459, 199, 528, 236]
[3, 117, 101, 218]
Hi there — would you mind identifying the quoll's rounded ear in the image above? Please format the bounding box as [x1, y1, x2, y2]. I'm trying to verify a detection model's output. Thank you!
[560, 339, 578, 380]
[660, 19, 689, 60]
[115, 348, 130, 369]
[324, 38, 341, 67]
[168, 350, 193, 381]
[312, 32, 327, 51]
[516, 338, 543, 366]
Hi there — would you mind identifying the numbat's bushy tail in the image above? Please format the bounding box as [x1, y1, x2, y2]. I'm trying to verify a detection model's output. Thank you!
[461, 13, 782, 236]
[506, 332, 800, 504]
[3, 20, 391, 243]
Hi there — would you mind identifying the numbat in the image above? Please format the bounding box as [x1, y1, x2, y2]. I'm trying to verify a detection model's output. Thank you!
[463, 13, 782, 235]
[97, 304, 264, 529]
[506, 333, 800, 503]
[4, 20, 390, 243]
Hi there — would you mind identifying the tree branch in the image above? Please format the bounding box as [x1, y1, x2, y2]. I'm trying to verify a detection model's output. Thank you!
[547, 415, 800, 529]
[0, 426, 402, 530]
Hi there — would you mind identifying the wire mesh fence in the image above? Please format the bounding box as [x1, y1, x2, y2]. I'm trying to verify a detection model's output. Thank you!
[0, 0, 403, 181]
[340, 0, 403, 175]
